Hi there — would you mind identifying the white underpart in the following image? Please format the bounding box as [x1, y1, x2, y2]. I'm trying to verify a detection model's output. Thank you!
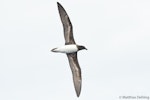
[53, 44, 78, 53]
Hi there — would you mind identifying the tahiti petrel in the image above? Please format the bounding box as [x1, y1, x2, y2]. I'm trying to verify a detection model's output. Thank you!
[51, 2, 87, 97]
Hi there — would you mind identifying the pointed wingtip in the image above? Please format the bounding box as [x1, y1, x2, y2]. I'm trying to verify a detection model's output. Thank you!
[75, 81, 81, 97]
[57, 2, 61, 7]
[57, 2, 64, 13]
[57, 2, 60, 5]
[77, 91, 80, 97]
[73, 77, 82, 97]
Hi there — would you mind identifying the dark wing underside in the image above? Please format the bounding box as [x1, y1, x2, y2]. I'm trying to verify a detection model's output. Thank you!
[67, 53, 82, 97]
[57, 2, 81, 97]
[57, 2, 76, 44]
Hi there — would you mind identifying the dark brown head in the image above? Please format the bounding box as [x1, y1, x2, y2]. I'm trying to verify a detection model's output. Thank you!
[77, 45, 87, 51]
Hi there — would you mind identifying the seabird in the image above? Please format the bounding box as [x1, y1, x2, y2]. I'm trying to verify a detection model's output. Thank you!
[51, 2, 87, 97]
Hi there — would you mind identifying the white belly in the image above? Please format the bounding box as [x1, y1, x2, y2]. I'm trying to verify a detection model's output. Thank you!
[53, 44, 78, 53]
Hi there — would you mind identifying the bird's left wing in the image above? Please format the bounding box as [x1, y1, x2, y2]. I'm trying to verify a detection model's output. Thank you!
[67, 53, 82, 97]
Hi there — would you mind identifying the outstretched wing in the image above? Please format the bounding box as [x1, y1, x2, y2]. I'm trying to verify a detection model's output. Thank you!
[67, 53, 82, 97]
[57, 2, 76, 44]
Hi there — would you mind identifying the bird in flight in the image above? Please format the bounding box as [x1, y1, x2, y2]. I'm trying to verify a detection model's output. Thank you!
[51, 2, 87, 97]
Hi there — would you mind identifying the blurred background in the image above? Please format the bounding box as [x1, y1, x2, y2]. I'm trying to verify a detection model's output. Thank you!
[0, 0, 150, 100]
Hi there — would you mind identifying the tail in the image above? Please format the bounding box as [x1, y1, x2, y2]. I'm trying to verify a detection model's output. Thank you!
[51, 48, 57, 52]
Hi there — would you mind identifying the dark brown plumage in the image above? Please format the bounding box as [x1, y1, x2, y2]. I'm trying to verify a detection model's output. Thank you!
[53, 2, 87, 97]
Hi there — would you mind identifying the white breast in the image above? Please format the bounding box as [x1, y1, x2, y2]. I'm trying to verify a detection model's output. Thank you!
[54, 44, 78, 53]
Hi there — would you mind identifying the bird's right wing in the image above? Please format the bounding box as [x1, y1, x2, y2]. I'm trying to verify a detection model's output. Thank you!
[57, 2, 76, 44]
[67, 53, 82, 97]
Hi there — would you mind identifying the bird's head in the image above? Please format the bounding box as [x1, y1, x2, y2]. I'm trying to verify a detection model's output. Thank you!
[78, 45, 87, 51]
